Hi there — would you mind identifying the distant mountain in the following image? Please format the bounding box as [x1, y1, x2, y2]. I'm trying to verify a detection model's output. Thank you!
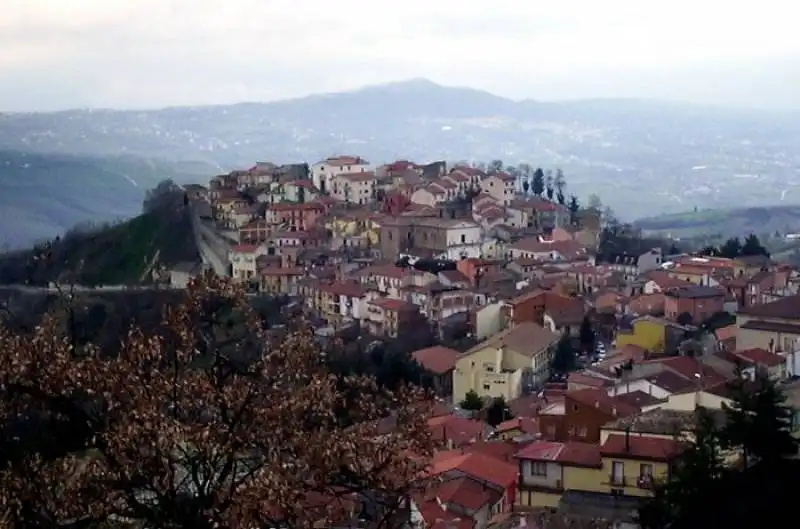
[0, 150, 214, 249]
[2, 78, 800, 242]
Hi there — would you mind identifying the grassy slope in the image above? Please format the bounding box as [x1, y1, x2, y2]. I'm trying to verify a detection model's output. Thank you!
[0, 150, 215, 249]
[634, 205, 800, 238]
[0, 196, 199, 286]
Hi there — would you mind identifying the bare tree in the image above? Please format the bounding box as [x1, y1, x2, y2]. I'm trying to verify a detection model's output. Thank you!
[0, 273, 434, 529]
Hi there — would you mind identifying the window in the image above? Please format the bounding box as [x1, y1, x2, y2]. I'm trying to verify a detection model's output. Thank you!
[531, 462, 547, 477]
[578, 426, 587, 438]
[461, 234, 466, 244]
[611, 461, 625, 485]
[567, 425, 575, 436]
[483, 383, 491, 391]
[640, 463, 653, 478]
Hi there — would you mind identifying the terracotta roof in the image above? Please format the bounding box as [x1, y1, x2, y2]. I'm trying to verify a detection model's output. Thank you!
[644, 370, 696, 393]
[738, 294, 800, 319]
[567, 372, 613, 389]
[600, 434, 683, 461]
[462, 440, 524, 463]
[338, 171, 377, 182]
[412, 346, 460, 374]
[427, 476, 501, 511]
[734, 347, 785, 368]
[428, 415, 488, 447]
[715, 324, 738, 341]
[428, 451, 518, 489]
[415, 500, 474, 529]
[644, 270, 694, 290]
[515, 441, 601, 468]
[566, 389, 640, 418]
[648, 356, 728, 387]
[318, 280, 366, 298]
[612, 390, 664, 408]
[231, 244, 260, 253]
[463, 321, 560, 358]
[514, 441, 563, 461]
[370, 297, 418, 312]
[494, 417, 538, 435]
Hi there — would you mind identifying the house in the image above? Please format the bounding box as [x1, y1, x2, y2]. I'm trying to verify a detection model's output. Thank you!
[733, 347, 786, 380]
[428, 415, 491, 449]
[228, 244, 266, 281]
[410, 184, 450, 207]
[310, 155, 370, 194]
[663, 286, 726, 324]
[331, 172, 378, 204]
[264, 202, 325, 232]
[736, 295, 800, 353]
[480, 173, 516, 205]
[493, 417, 538, 441]
[599, 433, 683, 496]
[615, 316, 695, 356]
[452, 322, 560, 402]
[514, 441, 602, 508]
[412, 345, 460, 395]
[597, 248, 663, 275]
[258, 266, 304, 295]
[507, 237, 588, 263]
[362, 297, 424, 338]
[538, 389, 640, 443]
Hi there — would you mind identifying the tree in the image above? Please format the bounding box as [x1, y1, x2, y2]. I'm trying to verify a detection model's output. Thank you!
[639, 409, 726, 529]
[568, 195, 580, 226]
[579, 315, 595, 352]
[544, 170, 554, 200]
[532, 168, 545, 197]
[741, 234, 769, 257]
[719, 237, 742, 258]
[522, 179, 530, 195]
[488, 160, 504, 174]
[485, 396, 513, 427]
[0, 273, 433, 529]
[550, 335, 576, 375]
[676, 311, 693, 326]
[719, 371, 797, 468]
[459, 389, 484, 411]
[554, 169, 566, 204]
[143, 179, 182, 213]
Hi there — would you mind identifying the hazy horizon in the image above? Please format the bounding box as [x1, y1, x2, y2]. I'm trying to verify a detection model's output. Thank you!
[2, 0, 799, 112]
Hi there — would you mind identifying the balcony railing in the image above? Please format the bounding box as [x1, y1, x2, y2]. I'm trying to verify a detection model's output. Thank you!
[637, 476, 653, 489]
[609, 475, 626, 487]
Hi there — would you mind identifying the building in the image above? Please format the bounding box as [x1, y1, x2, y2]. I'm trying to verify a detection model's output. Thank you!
[737, 295, 800, 353]
[362, 297, 424, 338]
[663, 285, 726, 324]
[452, 322, 560, 402]
[480, 173, 516, 205]
[379, 217, 484, 261]
[538, 389, 640, 443]
[598, 432, 682, 497]
[264, 202, 325, 232]
[228, 244, 266, 281]
[615, 316, 695, 356]
[310, 155, 370, 194]
[514, 441, 602, 508]
[412, 345, 460, 395]
[330, 172, 378, 204]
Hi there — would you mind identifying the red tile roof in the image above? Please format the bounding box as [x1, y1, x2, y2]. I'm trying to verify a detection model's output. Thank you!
[428, 451, 518, 489]
[515, 441, 601, 468]
[428, 415, 488, 447]
[427, 476, 501, 511]
[600, 434, 683, 461]
[566, 388, 640, 417]
[494, 417, 538, 435]
[231, 244, 259, 253]
[734, 347, 785, 367]
[412, 346, 460, 374]
[370, 297, 418, 312]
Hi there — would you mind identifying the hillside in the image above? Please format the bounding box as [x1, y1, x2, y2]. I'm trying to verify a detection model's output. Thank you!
[0, 192, 200, 287]
[634, 205, 800, 239]
[2, 79, 799, 223]
[0, 150, 216, 249]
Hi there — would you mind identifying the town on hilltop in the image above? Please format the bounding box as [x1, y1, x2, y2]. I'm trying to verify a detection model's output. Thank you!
[171, 155, 800, 528]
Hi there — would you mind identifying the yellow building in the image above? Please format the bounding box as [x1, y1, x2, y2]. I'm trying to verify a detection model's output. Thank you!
[515, 440, 603, 508]
[597, 432, 680, 497]
[452, 322, 560, 402]
[615, 316, 694, 355]
[327, 213, 381, 246]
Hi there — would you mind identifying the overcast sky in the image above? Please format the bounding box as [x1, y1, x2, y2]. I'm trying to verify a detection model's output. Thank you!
[2, 0, 798, 111]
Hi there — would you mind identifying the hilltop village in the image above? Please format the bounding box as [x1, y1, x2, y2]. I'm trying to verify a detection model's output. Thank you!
[178, 156, 800, 528]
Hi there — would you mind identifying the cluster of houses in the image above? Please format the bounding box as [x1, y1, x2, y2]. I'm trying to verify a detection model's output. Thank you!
[180, 155, 800, 529]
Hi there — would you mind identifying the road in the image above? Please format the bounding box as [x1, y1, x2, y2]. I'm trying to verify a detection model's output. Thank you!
[187, 199, 230, 277]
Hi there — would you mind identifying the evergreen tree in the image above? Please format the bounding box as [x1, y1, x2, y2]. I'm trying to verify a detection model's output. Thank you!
[719, 370, 797, 467]
[568, 195, 580, 225]
[488, 159, 504, 174]
[485, 396, 513, 427]
[532, 168, 545, 197]
[741, 234, 769, 257]
[459, 389, 484, 411]
[719, 237, 742, 258]
[522, 179, 530, 195]
[579, 315, 595, 352]
[550, 335, 576, 374]
[545, 169, 554, 200]
[639, 409, 726, 529]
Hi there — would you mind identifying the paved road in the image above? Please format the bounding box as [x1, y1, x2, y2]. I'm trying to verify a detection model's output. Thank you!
[187, 200, 229, 277]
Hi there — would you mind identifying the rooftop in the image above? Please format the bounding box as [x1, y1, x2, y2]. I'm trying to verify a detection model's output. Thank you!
[603, 406, 725, 435]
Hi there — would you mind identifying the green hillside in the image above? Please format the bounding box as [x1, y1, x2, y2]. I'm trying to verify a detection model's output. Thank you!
[0, 192, 199, 286]
[635, 205, 800, 239]
[0, 150, 215, 249]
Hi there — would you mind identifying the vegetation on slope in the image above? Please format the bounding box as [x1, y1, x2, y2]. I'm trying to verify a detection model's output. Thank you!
[635, 205, 800, 239]
[0, 182, 199, 286]
[0, 149, 215, 249]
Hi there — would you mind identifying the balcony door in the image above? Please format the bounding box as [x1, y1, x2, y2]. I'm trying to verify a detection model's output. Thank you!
[611, 461, 625, 486]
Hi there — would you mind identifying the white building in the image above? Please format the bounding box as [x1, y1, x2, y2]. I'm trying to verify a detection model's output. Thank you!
[310, 156, 371, 194]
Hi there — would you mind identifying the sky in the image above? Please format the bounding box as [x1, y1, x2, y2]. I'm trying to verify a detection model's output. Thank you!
[1, 0, 798, 111]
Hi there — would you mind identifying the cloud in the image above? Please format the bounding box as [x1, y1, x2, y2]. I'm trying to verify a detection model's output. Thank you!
[1, 0, 798, 110]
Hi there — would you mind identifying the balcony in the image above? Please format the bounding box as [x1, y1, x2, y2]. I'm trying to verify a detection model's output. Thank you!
[608, 475, 626, 487]
[637, 476, 653, 489]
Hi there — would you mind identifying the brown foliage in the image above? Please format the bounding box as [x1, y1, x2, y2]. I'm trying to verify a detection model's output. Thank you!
[0, 272, 434, 529]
